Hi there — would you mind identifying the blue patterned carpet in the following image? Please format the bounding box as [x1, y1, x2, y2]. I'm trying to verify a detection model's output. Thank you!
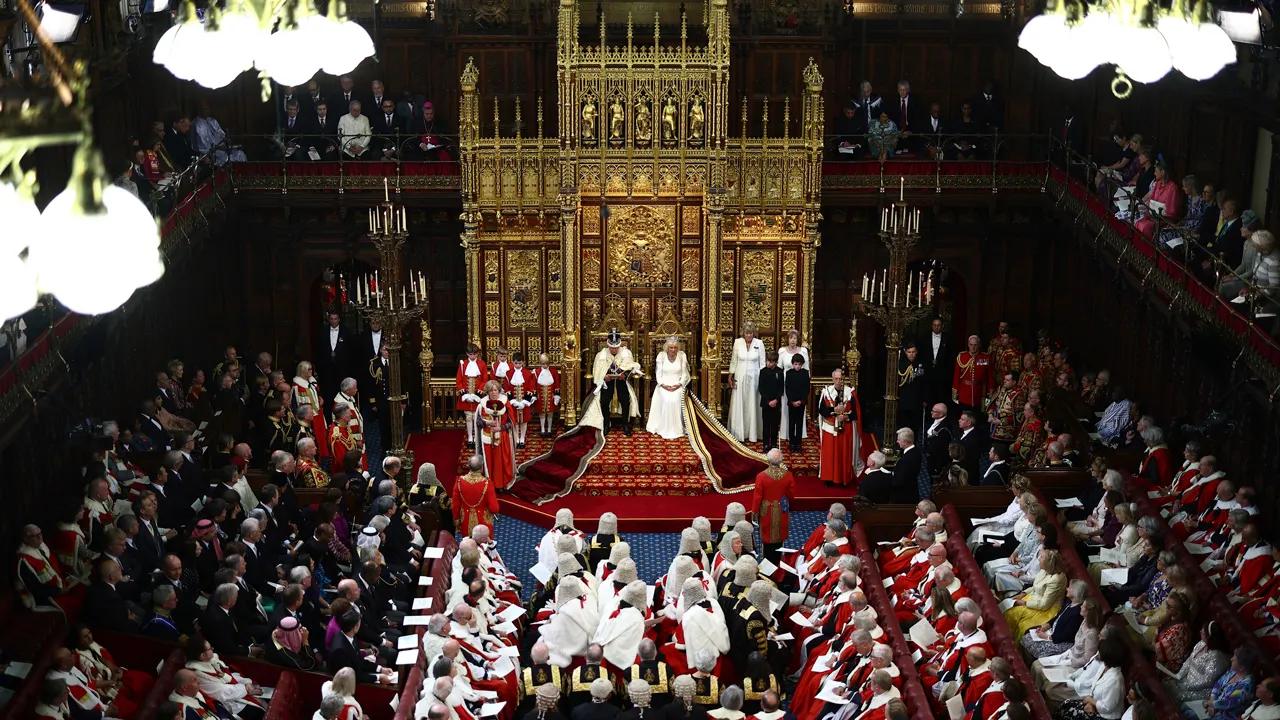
[492, 510, 827, 597]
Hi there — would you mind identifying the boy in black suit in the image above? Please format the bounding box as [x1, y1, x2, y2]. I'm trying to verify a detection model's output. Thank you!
[758, 350, 784, 452]
[785, 354, 811, 452]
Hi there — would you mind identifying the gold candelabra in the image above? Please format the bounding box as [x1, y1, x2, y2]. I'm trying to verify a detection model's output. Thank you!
[858, 186, 936, 449]
[349, 179, 428, 465]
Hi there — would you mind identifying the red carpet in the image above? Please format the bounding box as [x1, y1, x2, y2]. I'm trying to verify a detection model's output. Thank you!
[509, 424, 603, 503]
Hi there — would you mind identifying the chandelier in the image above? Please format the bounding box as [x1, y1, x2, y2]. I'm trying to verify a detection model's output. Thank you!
[152, 0, 374, 89]
[1018, 0, 1236, 95]
[1, 0, 163, 322]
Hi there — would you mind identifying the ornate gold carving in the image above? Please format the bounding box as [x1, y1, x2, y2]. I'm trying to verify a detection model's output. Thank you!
[721, 250, 736, 289]
[548, 300, 564, 330]
[608, 93, 626, 145]
[485, 302, 501, 331]
[660, 94, 679, 147]
[547, 334, 562, 362]
[741, 249, 776, 330]
[782, 300, 798, 331]
[582, 206, 601, 236]
[485, 334, 500, 351]
[720, 298, 735, 329]
[681, 205, 701, 236]
[583, 298, 602, 329]
[688, 93, 706, 147]
[528, 337, 542, 355]
[582, 248, 602, 291]
[607, 205, 676, 288]
[547, 250, 563, 292]
[681, 248, 701, 291]
[581, 93, 599, 145]
[782, 251, 798, 293]
[484, 252, 500, 293]
[633, 170, 653, 194]
[634, 93, 653, 148]
[605, 165, 628, 194]
[507, 249, 542, 328]
[631, 298, 651, 326]
[681, 300, 700, 328]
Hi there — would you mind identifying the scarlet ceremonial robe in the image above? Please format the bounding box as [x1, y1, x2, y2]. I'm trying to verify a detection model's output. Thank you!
[751, 466, 796, 544]
[476, 397, 516, 489]
[817, 385, 864, 486]
[452, 471, 499, 535]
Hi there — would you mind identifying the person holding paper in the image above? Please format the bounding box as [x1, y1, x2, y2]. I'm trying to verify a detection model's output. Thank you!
[1003, 549, 1067, 637]
[750, 449, 796, 563]
[1151, 592, 1194, 674]
[1134, 160, 1184, 237]
[1164, 622, 1230, 705]
[878, 502, 941, 576]
[919, 612, 990, 694]
[1056, 639, 1128, 720]
[887, 532, 945, 597]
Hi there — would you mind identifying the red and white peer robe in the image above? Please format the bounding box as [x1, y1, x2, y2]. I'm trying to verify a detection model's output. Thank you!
[954, 662, 994, 710]
[15, 542, 82, 617]
[888, 549, 935, 597]
[1169, 471, 1227, 528]
[851, 687, 902, 720]
[967, 679, 1007, 720]
[1151, 461, 1199, 506]
[817, 385, 864, 486]
[453, 634, 519, 720]
[48, 667, 105, 716]
[1184, 499, 1241, 547]
[896, 573, 965, 626]
[476, 397, 516, 490]
[79, 496, 114, 548]
[1133, 444, 1174, 491]
[293, 376, 330, 458]
[34, 700, 70, 719]
[187, 656, 264, 717]
[593, 604, 646, 672]
[876, 516, 927, 573]
[168, 689, 229, 720]
[506, 367, 537, 424]
[663, 598, 730, 675]
[921, 628, 990, 691]
[77, 641, 155, 718]
[1229, 542, 1275, 599]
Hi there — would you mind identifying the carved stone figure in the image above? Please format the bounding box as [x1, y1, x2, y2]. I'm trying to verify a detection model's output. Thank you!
[690, 97, 705, 141]
[609, 98, 625, 139]
[635, 101, 652, 144]
[581, 98, 597, 140]
[661, 97, 678, 141]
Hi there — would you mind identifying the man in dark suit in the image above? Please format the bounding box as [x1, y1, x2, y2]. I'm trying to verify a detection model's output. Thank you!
[85, 557, 138, 633]
[331, 75, 362, 115]
[317, 310, 350, 408]
[956, 410, 987, 484]
[1056, 105, 1085, 160]
[238, 519, 274, 596]
[133, 494, 167, 573]
[981, 445, 1010, 486]
[891, 429, 922, 504]
[202, 582, 251, 657]
[858, 451, 895, 503]
[280, 100, 313, 160]
[137, 398, 170, 450]
[851, 80, 882, 135]
[277, 84, 310, 118]
[921, 317, 953, 406]
[326, 611, 385, 683]
[922, 402, 954, 481]
[164, 114, 196, 170]
[972, 81, 1004, 133]
[372, 97, 407, 159]
[307, 99, 340, 160]
[890, 80, 925, 153]
[154, 554, 202, 634]
[369, 79, 389, 114]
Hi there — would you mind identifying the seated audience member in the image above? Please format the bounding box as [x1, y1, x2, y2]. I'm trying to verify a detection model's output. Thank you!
[184, 635, 267, 719]
[85, 556, 138, 633]
[415, 100, 454, 161]
[170, 668, 236, 720]
[1165, 622, 1231, 704]
[1020, 582, 1095, 659]
[1101, 536, 1160, 608]
[867, 112, 900, 162]
[320, 668, 363, 720]
[1055, 637, 1127, 720]
[337, 101, 372, 159]
[1150, 592, 1194, 674]
[1202, 648, 1258, 720]
[68, 624, 154, 719]
[575, 677, 619, 720]
[1004, 548, 1067, 637]
[1240, 677, 1279, 720]
[1133, 160, 1184, 237]
[142, 584, 183, 640]
[527, 684, 566, 720]
[192, 100, 247, 165]
[268, 616, 319, 671]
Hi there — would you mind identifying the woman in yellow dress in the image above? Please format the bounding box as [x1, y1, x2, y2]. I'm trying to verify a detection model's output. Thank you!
[1004, 548, 1067, 637]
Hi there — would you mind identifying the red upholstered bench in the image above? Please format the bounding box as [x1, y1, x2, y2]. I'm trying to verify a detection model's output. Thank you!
[941, 505, 1054, 720]
[850, 524, 934, 720]
[135, 649, 186, 720]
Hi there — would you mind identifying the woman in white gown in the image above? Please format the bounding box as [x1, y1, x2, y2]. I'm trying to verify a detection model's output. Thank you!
[728, 322, 765, 442]
[776, 329, 810, 441]
[647, 337, 691, 439]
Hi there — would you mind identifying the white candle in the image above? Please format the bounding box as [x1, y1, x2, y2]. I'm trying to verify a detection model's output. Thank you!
[384, 177, 389, 201]
[899, 176, 904, 202]
[892, 283, 898, 307]
[402, 287, 407, 307]
[879, 273, 885, 304]
[862, 275, 868, 297]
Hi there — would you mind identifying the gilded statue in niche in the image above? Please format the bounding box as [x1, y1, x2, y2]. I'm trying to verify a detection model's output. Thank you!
[689, 96, 706, 145]
[634, 99, 653, 147]
[581, 96, 598, 143]
[609, 97, 625, 143]
[661, 96, 678, 145]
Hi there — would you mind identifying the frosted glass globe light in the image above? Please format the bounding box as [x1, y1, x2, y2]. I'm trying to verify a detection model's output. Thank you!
[191, 11, 263, 88]
[0, 183, 42, 255]
[1113, 25, 1173, 82]
[255, 15, 330, 86]
[1161, 18, 1236, 80]
[153, 19, 207, 81]
[1048, 18, 1107, 79]
[319, 19, 375, 76]
[0, 255, 38, 322]
[1018, 13, 1068, 64]
[33, 185, 164, 315]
